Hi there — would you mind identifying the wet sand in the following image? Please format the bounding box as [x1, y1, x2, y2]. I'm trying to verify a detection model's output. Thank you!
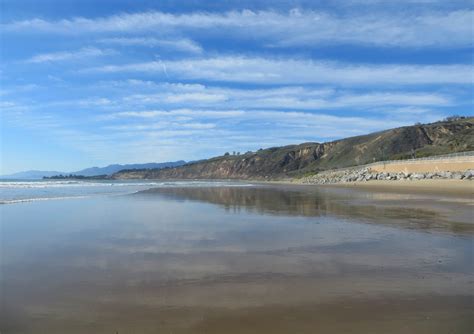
[325, 179, 474, 198]
[195, 296, 473, 334]
[1, 183, 473, 333]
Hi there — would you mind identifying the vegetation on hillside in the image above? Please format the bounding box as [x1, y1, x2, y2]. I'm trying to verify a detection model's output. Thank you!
[113, 117, 473, 180]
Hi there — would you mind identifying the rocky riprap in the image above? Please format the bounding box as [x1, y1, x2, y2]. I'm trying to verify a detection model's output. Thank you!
[300, 168, 474, 185]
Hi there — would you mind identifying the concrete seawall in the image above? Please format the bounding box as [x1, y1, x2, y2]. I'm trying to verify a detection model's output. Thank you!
[299, 152, 474, 185]
[369, 158, 474, 174]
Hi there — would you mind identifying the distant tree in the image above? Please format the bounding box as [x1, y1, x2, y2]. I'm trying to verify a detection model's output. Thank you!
[444, 115, 464, 122]
[224, 152, 230, 156]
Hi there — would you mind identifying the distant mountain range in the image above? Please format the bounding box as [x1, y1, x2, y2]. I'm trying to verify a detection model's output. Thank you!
[0, 161, 186, 179]
[113, 117, 473, 180]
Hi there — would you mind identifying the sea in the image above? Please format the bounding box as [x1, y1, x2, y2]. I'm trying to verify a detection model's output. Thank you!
[0, 179, 253, 204]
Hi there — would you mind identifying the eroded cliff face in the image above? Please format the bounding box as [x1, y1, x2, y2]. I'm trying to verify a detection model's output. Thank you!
[113, 118, 473, 180]
[116, 143, 332, 180]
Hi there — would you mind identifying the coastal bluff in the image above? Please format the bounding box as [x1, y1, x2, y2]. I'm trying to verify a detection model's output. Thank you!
[113, 118, 473, 181]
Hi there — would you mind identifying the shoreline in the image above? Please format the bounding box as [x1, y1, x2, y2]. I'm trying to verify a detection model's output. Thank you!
[325, 179, 473, 197]
[288, 179, 474, 198]
[49, 174, 471, 198]
[260, 178, 474, 198]
[112, 177, 473, 198]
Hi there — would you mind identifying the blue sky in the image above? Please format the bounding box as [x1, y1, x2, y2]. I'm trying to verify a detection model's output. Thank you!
[1, 0, 473, 174]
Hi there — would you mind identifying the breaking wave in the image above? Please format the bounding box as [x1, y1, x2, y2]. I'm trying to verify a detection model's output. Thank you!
[0, 180, 256, 204]
[0, 195, 89, 205]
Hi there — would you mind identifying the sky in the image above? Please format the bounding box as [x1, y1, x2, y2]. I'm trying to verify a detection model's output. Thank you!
[1, 0, 473, 174]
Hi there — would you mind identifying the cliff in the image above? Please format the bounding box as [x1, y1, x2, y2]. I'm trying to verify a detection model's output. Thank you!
[113, 117, 474, 180]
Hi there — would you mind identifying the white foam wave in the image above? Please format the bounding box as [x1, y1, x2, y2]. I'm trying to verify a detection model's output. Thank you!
[0, 195, 89, 205]
[0, 181, 163, 189]
[0, 180, 256, 204]
[0, 180, 255, 189]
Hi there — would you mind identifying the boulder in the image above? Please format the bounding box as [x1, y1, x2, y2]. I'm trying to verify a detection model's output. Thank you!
[411, 173, 425, 180]
[453, 173, 463, 180]
[463, 170, 474, 179]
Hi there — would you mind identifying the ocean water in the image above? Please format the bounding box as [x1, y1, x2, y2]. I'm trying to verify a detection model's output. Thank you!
[0, 181, 472, 333]
[0, 179, 253, 204]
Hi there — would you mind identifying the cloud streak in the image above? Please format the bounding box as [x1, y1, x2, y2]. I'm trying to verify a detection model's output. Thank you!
[4, 9, 473, 48]
[25, 47, 115, 63]
[99, 108, 439, 142]
[86, 56, 473, 85]
[117, 83, 451, 110]
[35, 81, 451, 112]
[97, 37, 203, 53]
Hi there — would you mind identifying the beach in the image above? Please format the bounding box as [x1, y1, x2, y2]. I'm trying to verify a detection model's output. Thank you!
[1, 180, 473, 333]
[326, 179, 474, 197]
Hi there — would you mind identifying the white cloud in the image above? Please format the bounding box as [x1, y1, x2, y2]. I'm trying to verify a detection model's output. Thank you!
[3, 99, 448, 167]
[0, 101, 18, 108]
[77, 97, 113, 106]
[113, 111, 166, 118]
[100, 108, 432, 141]
[121, 86, 450, 109]
[25, 47, 115, 63]
[4, 9, 473, 48]
[164, 92, 228, 103]
[331, 92, 450, 107]
[97, 37, 203, 53]
[0, 84, 39, 96]
[99, 109, 246, 121]
[44, 81, 451, 115]
[377, 106, 434, 114]
[105, 121, 216, 131]
[86, 56, 473, 85]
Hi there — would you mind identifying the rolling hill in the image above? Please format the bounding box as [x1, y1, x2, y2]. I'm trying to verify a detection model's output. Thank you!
[112, 117, 474, 180]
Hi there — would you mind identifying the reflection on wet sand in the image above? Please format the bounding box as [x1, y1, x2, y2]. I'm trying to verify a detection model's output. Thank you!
[1, 184, 473, 333]
[138, 185, 474, 234]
